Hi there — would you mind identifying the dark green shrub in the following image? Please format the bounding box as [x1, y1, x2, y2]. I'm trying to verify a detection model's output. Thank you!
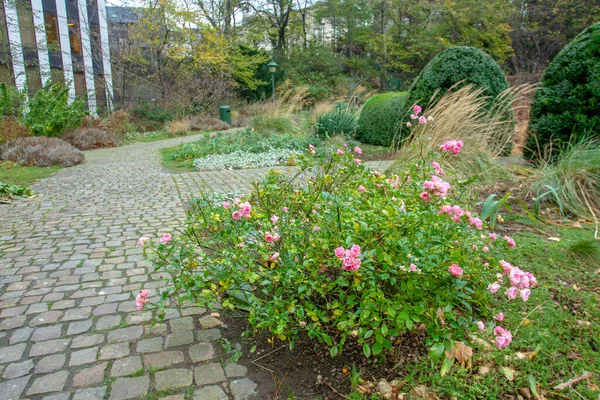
[0, 83, 22, 117]
[131, 102, 175, 123]
[525, 23, 600, 161]
[406, 46, 509, 112]
[21, 81, 87, 137]
[355, 92, 408, 146]
[307, 86, 330, 103]
[313, 108, 358, 139]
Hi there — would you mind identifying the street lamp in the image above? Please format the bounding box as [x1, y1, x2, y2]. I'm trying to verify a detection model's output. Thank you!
[267, 60, 278, 100]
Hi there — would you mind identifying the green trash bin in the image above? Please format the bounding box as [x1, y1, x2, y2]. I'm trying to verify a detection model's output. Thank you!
[219, 105, 231, 125]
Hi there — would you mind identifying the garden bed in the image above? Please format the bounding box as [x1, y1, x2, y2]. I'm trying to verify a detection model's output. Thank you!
[221, 315, 427, 399]
[216, 217, 599, 399]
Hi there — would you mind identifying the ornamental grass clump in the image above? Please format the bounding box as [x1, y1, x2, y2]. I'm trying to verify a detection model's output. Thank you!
[142, 116, 537, 360]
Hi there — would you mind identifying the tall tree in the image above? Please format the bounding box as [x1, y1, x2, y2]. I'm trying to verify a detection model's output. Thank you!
[508, 0, 600, 73]
[243, 0, 296, 53]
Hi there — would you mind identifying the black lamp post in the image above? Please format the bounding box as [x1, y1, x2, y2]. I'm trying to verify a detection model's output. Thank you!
[267, 60, 278, 100]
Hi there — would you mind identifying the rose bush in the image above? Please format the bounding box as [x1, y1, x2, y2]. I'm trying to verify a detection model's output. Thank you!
[143, 110, 536, 360]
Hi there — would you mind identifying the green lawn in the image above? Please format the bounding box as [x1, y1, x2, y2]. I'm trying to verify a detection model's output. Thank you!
[0, 161, 61, 187]
[350, 214, 600, 399]
[120, 130, 205, 145]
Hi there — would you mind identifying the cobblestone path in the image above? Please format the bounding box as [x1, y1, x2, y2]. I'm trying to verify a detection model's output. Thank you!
[0, 134, 393, 400]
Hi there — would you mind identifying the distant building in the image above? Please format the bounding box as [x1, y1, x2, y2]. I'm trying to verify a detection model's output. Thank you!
[0, 0, 114, 114]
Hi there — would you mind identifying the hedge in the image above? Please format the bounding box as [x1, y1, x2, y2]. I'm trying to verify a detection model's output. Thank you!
[406, 46, 509, 112]
[355, 92, 408, 146]
[525, 23, 600, 161]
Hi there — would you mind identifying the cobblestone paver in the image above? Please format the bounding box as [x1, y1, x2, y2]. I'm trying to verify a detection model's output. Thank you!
[0, 133, 393, 399]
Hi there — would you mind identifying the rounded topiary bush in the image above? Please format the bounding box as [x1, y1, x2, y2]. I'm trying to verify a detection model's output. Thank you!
[524, 23, 600, 161]
[406, 46, 509, 112]
[355, 92, 408, 146]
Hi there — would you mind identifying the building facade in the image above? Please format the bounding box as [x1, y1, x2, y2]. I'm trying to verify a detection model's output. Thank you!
[1, 0, 114, 114]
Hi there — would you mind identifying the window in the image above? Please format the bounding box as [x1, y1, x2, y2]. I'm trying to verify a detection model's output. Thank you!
[44, 12, 59, 43]
[69, 23, 82, 55]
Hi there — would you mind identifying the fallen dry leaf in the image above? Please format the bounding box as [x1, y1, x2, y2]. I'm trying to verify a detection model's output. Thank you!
[576, 320, 591, 327]
[478, 364, 492, 375]
[518, 387, 532, 399]
[514, 349, 539, 360]
[502, 366, 515, 381]
[210, 312, 220, 318]
[548, 237, 561, 242]
[572, 221, 583, 228]
[445, 341, 473, 364]
[410, 385, 428, 398]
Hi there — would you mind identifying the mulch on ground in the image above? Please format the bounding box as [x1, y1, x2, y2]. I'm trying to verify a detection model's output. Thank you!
[221, 316, 428, 399]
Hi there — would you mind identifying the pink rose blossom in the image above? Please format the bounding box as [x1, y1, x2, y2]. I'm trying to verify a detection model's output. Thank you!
[440, 140, 464, 156]
[406, 122, 412, 127]
[483, 246, 489, 253]
[505, 286, 518, 300]
[422, 175, 451, 199]
[160, 233, 172, 244]
[137, 237, 149, 247]
[476, 321, 485, 332]
[488, 282, 501, 294]
[489, 233, 498, 240]
[271, 215, 279, 224]
[472, 218, 483, 230]
[413, 105, 422, 114]
[233, 198, 240, 205]
[420, 192, 430, 202]
[427, 116, 435, 122]
[418, 116, 427, 124]
[432, 161, 444, 175]
[359, 185, 366, 192]
[499, 260, 512, 275]
[313, 225, 321, 231]
[222, 202, 230, 209]
[520, 288, 531, 301]
[409, 263, 418, 272]
[494, 312, 504, 322]
[525, 272, 537, 287]
[240, 202, 252, 218]
[337, 149, 344, 155]
[265, 232, 280, 243]
[410, 113, 418, 120]
[349, 244, 361, 257]
[135, 289, 150, 311]
[334, 247, 345, 259]
[299, 321, 307, 327]
[232, 211, 242, 220]
[504, 235, 516, 248]
[238, 242, 245, 247]
[494, 326, 506, 335]
[448, 264, 463, 277]
[495, 330, 512, 350]
[271, 252, 280, 260]
[283, 207, 289, 213]
[354, 146, 363, 155]
[354, 159, 362, 165]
